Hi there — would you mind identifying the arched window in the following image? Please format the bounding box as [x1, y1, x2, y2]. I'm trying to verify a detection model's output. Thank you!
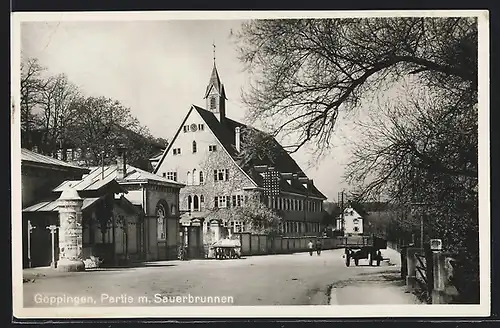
[210, 96, 216, 109]
[187, 171, 191, 185]
[193, 169, 197, 185]
[199, 171, 204, 184]
[192, 140, 197, 153]
[193, 195, 199, 211]
[156, 204, 166, 240]
[187, 195, 192, 211]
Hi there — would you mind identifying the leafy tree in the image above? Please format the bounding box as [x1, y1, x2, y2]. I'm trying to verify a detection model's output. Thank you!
[215, 192, 282, 235]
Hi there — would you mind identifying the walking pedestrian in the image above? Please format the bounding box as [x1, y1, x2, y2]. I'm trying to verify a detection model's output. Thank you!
[315, 238, 322, 256]
[308, 240, 314, 256]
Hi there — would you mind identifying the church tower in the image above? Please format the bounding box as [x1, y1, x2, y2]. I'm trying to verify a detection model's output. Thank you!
[204, 45, 227, 122]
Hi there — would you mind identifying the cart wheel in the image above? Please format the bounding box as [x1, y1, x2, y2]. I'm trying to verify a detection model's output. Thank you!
[345, 255, 350, 267]
[354, 258, 359, 266]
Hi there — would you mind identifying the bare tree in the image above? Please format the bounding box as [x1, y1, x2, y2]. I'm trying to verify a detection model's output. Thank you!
[68, 96, 148, 166]
[20, 57, 49, 148]
[234, 17, 477, 156]
[38, 74, 81, 154]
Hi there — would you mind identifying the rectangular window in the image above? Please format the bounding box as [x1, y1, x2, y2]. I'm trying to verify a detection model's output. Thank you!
[162, 172, 166, 178]
[198, 124, 204, 131]
[214, 169, 228, 182]
[218, 196, 227, 208]
[232, 195, 237, 207]
[173, 148, 181, 155]
[234, 221, 242, 233]
[183, 126, 188, 133]
[209, 145, 217, 152]
[166, 172, 177, 181]
[237, 195, 243, 207]
[214, 197, 218, 208]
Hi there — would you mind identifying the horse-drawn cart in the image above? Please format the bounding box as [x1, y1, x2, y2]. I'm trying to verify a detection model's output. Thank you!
[210, 239, 241, 260]
[341, 235, 387, 267]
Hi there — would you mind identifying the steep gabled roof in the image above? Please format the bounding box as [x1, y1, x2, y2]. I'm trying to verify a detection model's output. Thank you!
[154, 105, 327, 199]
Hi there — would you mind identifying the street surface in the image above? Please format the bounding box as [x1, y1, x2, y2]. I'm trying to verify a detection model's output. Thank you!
[23, 249, 420, 307]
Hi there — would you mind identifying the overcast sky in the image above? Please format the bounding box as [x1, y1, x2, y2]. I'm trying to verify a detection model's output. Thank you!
[21, 19, 357, 202]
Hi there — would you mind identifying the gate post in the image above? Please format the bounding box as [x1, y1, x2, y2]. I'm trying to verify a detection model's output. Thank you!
[432, 249, 446, 304]
[405, 247, 418, 290]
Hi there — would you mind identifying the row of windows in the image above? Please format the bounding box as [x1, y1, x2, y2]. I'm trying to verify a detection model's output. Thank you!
[204, 220, 247, 233]
[278, 221, 321, 234]
[164, 169, 228, 185]
[171, 143, 217, 156]
[187, 194, 205, 211]
[186, 194, 245, 211]
[183, 124, 205, 133]
[269, 196, 323, 213]
[214, 194, 246, 208]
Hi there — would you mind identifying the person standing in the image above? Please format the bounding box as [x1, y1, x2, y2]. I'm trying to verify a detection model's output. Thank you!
[315, 238, 322, 256]
[308, 240, 314, 256]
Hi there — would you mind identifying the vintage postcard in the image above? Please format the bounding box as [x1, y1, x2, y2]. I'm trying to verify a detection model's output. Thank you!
[11, 10, 490, 319]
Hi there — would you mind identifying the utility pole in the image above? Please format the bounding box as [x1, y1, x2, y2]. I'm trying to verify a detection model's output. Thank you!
[27, 221, 35, 268]
[47, 225, 58, 268]
[338, 191, 345, 235]
[101, 150, 105, 180]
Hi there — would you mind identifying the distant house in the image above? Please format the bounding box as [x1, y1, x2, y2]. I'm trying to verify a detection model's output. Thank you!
[336, 205, 364, 235]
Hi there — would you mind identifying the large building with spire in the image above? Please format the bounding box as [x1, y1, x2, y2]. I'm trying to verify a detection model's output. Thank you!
[153, 61, 327, 242]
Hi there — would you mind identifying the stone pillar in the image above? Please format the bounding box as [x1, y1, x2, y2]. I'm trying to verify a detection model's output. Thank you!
[191, 219, 204, 258]
[57, 187, 85, 272]
[406, 247, 420, 290]
[432, 251, 447, 304]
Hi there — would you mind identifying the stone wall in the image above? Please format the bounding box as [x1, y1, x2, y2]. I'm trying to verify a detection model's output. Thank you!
[234, 233, 343, 257]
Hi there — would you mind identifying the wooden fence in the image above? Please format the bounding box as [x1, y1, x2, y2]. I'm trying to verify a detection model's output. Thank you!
[403, 246, 478, 304]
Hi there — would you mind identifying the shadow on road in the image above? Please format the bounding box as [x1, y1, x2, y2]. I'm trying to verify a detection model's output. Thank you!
[90, 262, 178, 270]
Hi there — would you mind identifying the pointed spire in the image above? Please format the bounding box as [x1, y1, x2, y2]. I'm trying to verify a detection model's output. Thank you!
[204, 62, 227, 100]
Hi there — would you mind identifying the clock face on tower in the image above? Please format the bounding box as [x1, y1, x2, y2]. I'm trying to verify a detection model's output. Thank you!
[190, 124, 197, 131]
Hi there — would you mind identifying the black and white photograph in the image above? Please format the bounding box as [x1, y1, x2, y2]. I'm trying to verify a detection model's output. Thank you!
[11, 10, 490, 318]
